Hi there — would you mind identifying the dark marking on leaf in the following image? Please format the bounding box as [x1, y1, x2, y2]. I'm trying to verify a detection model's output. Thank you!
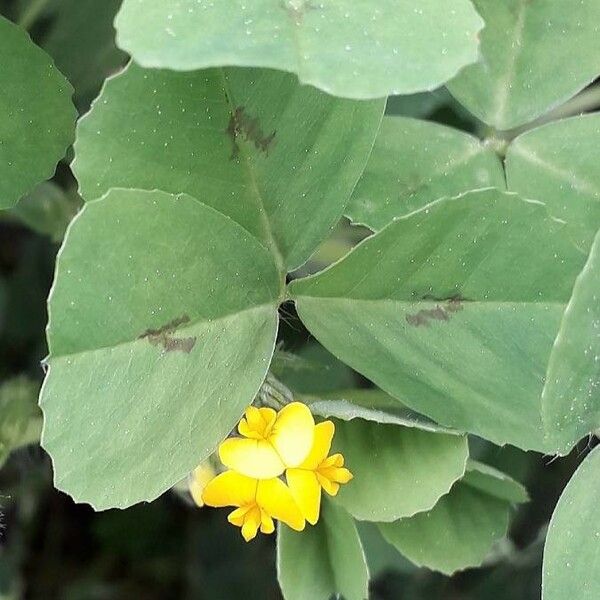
[406, 296, 465, 328]
[139, 315, 197, 354]
[226, 106, 276, 160]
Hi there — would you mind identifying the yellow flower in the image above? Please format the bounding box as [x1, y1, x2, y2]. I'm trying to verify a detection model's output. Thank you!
[218, 402, 314, 479]
[202, 470, 305, 541]
[286, 420, 353, 525]
[187, 462, 217, 507]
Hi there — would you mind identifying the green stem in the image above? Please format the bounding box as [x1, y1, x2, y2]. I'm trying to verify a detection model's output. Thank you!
[256, 373, 294, 410]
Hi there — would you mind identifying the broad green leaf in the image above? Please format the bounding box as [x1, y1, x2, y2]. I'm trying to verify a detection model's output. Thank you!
[379, 463, 522, 575]
[114, 0, 483, 100]
[541, 229, 600, 453]
[447, 0, 600, 130]
[73, 63, 384, 271]
[543, 446, 600, 600]
[506, 114, 600, 251]
[290, 189, 588, 452]
[331, 417, 468, 521]
[305, 388, 458, 434]
[347, 116, 505, 230]
[357, 522, 415, 578]
[10, 182, 80, 242]
[0, 15, 76, 210]
[0, 377, 42, 468]
[277, 499, 368, 600]
[40, 188, 281, 509]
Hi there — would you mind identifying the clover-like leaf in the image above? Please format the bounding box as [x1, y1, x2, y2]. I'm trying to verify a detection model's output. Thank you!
[277, 499, 368, 600]
[447, 0, 600, 130]
[347, 116, 505, 230]
[506, 114, 600, 251]
[40, 188, 281, 509]
[379, 461, 527, 575]
[543, 446, 600, 600]
[73, 63, 384, 271]
[0, 15, 76, 210]
[114, 0, 483, 100]
[290, 189, 590, 452]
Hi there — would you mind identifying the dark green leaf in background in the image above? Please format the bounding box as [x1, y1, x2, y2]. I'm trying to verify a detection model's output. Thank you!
[0, 15, 76, 210]
[73, 63, 384, 271]
[277, 499, 368, 600]
[447, 0, 600, 130]
[114, 0, 483, 99]
[41, 188, 281, 509]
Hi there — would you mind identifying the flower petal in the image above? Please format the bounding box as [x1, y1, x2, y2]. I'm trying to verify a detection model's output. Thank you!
[240, 506, 262, 542]
[228, 506, 250, 527]
[188, 462, 217, 507]
[286, 468, 322, 525]
[202, 471, 257, 508]
[299, 420, 335, 470]
[270, 402, 315, 468]
[260, 510, 275, 534]
[317, 473, 340, 496]
[256, 477, 305, 531]
[219, 437, 285, 479]
[239, 406, 277, 439]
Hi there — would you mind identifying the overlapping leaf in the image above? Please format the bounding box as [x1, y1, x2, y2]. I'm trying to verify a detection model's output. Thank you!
[379, 461, 527, 575]
[447, 0, 600, 130]
[73, 63, 384, 271]
[114, 0, 483, 99]
[543, 446, 600, 599]
[506, 114, 600, 251]
[277, 499, 368, 600]
[0, 16, 76, 209]
[290, 189, 589, 452]
[41, 188, 281, 509]
[347, 116, 505, 229]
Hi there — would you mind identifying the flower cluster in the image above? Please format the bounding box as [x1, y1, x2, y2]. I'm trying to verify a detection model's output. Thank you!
[188, 402, 352, 541]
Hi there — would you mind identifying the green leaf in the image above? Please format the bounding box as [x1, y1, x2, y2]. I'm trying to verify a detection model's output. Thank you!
[379, 462, 522, 575]
[541, 229, 600, 453]
[543, 446, 600, 600]
[447, 0, 600, 130]
[73, 63, 384, 271]
[506, 114, 600, 251]
[305, 388, 458, 434]
[357, 522, 415, 578]
[114, 0, 483, 100]
[0, 15, 76, 210]
[347, 116, 505, 230]
[330, 416, 468, 521]
[10, 182, 81, 242]
[40, 188, 281, 509]
[0, 376, 42, 468]
[464, 461, 528, 504]
[43, 0, 126, 106]
[290, 189, 588, 452]
[277, 499, 368, 600]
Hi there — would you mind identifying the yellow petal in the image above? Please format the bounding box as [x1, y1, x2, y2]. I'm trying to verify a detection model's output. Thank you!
[239, 406, 277, 439]
[202, 471, 257, 508]
[219, 437, 285, 478]
[240, 506, 262, 542]
[256, 477, 305, 531]
[299, 421, 335, 470]
[270, 402, 315, 468]
[286, 468, 322, 525]
[317, 473, 340, 496]
[260, 510, 275, 534]
[228, 506, 250, 527]
[320, 465, 353, 485]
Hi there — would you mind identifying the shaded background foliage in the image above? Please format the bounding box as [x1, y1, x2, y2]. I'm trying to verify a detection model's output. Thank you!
[0, 0, 598, 598]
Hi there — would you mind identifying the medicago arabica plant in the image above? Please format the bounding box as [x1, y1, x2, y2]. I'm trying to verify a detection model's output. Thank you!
[1, 0, 600, 598]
